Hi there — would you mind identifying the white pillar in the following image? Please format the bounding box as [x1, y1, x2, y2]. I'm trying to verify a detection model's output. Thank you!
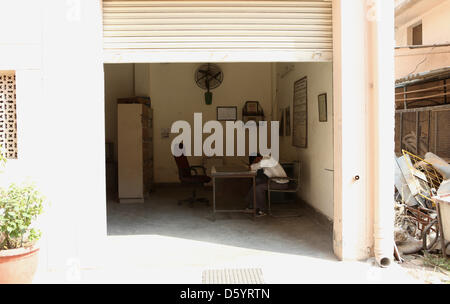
[333, 0, 372, 261]
[42, 0, 106, 270]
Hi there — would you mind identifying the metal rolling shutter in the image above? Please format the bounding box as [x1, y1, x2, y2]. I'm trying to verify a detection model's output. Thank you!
[103, 0, 332, 63]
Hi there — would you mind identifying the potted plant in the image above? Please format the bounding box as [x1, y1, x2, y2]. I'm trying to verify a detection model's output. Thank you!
[0, 183, 45, 283]
[0, 151, 46, 283]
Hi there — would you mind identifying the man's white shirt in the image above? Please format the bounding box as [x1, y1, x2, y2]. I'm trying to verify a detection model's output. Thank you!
[250, 156, 289, 184]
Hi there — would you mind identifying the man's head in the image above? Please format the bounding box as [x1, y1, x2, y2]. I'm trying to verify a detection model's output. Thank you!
[249, 153, 263, 165]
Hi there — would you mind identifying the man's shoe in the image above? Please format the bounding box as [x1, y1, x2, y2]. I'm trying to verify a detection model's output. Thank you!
[256, 210, 267, 217]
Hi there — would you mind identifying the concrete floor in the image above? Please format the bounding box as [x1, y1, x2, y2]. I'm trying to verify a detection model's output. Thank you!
[106, 185, 335, 260]
[33, 185, 421, 283]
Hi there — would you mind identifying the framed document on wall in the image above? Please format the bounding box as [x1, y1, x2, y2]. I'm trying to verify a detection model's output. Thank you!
[292, 77, 307, 148]
[318, 93, 327, 122]
[217, 106, 237, 121]
[284, 106, 291, 136]
[279, 108, 285, 136]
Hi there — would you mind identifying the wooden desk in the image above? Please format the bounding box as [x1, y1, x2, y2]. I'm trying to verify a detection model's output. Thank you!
[211, 166, 257, 220]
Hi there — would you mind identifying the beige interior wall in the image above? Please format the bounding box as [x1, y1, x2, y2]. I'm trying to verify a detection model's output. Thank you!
[148, 62, 273, 183]
[275, 62, 334, 219]
[134, 63, 150, 97]
[104, 64, 135, 161]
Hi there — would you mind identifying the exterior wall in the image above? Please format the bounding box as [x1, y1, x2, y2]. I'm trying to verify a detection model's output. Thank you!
[395, 46, 450, 79]
[395, 0, 450, 79]
[395, 0, 450, 46]
[147, 63, 273, 183]
[0, 0, 396, 269]
[0, 0, 45, 268]
[0, 0, 106, 270]
[275, 63, 334, 220]
[420, 0, 450, 45]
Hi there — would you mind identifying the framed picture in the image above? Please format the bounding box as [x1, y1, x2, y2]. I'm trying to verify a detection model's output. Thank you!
[279, 108, 285, 136]
[245, 101, 259, 114]
[292, 77, 307, 148]
[217, 106, 237, 121]
[284, 106, 291, 136]
[318, 93, 327, 122]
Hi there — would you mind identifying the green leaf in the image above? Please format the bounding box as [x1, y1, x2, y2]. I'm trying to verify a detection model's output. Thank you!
[0, 181, 46, 249]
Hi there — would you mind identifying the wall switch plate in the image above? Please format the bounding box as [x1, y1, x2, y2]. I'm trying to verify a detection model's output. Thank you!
[161, 128, 170, 138]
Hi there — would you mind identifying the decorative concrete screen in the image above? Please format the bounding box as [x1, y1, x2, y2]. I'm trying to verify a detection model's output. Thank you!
[0, 71, 17, 159]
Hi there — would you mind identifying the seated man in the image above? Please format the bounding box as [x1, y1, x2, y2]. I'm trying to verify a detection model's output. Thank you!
[246, 154, 289, 217]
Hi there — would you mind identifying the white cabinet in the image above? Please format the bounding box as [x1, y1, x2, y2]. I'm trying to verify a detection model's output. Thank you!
[118, 103, 153, 203]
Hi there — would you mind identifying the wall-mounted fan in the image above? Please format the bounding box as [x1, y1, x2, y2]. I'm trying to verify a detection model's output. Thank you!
[195, 63, 223, 105]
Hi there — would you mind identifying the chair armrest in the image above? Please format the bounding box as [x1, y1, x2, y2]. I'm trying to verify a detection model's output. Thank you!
[190, 165, 207, 176]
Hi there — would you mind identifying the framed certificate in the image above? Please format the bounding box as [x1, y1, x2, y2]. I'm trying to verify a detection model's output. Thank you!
[292, 77, 307, 148]
[279, 108, 285, 136]
[217, 106, 237, 121]
[318, 93, 327, 122]
[285, 106, 291, 136]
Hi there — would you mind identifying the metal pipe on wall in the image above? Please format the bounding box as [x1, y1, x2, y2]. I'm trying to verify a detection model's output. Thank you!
[370, 0, 396, 268]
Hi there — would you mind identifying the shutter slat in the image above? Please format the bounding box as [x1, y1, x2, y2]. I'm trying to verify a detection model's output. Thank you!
[104, 42, 333, 49]
[104, 36, 333, 43]
[103, 0, 333, 63]
[103, 1, 332, 8]
[103, 30, 332, 37]
[103, 13, 331, 25]
[104, 21, 332, 27]
[104, 24, 332, 31]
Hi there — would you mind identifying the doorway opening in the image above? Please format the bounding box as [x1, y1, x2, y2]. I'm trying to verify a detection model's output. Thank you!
[103, 62, 335, 264]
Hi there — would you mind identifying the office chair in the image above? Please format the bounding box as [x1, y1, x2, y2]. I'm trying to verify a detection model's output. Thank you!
[173, 143, 211, 207]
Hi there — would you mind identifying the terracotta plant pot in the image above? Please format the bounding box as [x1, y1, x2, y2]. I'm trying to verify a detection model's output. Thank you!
[0, 245, 40, 284]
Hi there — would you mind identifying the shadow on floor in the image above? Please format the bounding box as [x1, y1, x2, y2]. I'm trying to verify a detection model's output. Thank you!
[107, 185, 335, 261]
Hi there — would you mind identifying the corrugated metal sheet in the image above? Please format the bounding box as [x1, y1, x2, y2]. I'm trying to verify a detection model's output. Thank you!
[396, 67, 450, 86]
[103, 0, 333, 63]
[395, 105, 450, 160]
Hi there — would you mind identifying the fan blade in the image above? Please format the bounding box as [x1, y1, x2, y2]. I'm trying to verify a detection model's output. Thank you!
[196, 64, 222, 91]
[196, 73, 208, 83]
[212, 71, 222, 81]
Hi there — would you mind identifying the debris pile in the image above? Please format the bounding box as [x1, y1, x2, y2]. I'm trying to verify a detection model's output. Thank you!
[394, 151, 450, 259]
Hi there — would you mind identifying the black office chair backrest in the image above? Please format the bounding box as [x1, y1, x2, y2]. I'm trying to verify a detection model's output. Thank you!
[173, 143, 191, 179]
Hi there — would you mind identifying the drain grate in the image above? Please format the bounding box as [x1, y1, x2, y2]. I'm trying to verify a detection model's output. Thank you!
[202, 268, 265, 284]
